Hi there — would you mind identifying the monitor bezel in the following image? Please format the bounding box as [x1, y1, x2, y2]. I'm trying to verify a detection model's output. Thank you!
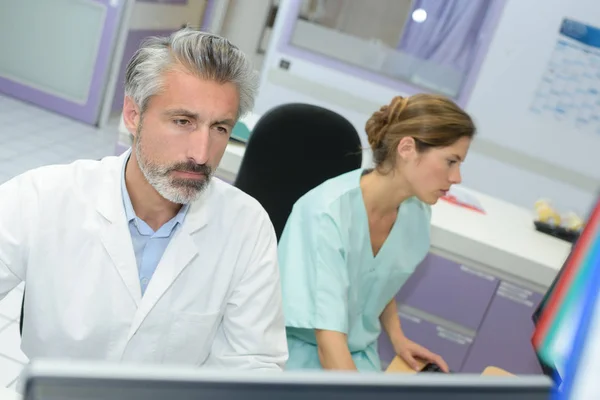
[22, 359, 553, 398]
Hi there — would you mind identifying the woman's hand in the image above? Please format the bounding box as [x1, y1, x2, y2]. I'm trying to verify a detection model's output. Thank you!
[394, 336, 449, 372]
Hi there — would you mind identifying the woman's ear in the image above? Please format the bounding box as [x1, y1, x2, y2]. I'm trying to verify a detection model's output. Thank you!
[396, 136, 417, 161]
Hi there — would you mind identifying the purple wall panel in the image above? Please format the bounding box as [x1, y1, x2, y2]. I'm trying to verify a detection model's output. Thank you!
[396, 253, 499, 331]
[379, 252, 545, 374]
[382, 311, 473, 372]
[460, 282, 544, 374]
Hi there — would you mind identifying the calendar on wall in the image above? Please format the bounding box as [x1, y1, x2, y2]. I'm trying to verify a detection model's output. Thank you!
[530, 18, 600, 136]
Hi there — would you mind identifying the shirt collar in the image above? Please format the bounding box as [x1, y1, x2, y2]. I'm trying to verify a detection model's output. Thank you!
[121, 149, 189, 228]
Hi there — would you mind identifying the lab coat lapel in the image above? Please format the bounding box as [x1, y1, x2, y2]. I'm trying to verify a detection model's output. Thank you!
[126, 192, 210, 341]
[99, 221, 142, 307]
[95, 154, 142, 307]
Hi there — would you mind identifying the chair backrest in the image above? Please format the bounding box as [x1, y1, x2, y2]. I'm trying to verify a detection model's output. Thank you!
[234, 103, 363, 240]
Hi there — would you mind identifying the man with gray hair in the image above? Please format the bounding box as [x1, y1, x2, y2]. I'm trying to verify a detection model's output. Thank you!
[0, 29, 287, 371]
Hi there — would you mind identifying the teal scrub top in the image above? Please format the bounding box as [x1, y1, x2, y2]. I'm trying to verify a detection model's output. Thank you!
[278, 169, 431, 371]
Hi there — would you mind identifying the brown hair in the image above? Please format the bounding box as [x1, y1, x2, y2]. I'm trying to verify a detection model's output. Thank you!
[365, 94, 476, 171]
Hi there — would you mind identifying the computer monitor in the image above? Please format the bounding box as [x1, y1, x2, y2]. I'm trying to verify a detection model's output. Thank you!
[23, 360, 552, 400]
[558, 240, 600, 399]
[531, 195, 600, 384]
[531, 252, 571, 383]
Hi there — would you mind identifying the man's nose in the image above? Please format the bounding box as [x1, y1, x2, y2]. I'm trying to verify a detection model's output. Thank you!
[187, 127, 210, 165]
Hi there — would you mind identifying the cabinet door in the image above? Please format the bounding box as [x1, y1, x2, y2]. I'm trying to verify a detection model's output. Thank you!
[396, 253, 499, 331]
[378, 309, 473, 372]
[460, 281, 544, 374]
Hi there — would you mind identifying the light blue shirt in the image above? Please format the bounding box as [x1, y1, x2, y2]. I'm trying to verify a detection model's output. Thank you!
[121, 153, 189, 295]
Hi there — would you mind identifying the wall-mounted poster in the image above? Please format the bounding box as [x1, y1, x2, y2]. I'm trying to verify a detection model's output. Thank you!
[530, 18, 600, 136]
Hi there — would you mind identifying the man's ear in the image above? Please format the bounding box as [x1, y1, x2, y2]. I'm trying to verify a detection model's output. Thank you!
[123, 96, 141, 138]
[396, 136, 417, 161]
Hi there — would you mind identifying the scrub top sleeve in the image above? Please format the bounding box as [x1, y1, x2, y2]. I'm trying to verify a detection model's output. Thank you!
[279, 209, 350, 334]
[313, 213, 350, 334]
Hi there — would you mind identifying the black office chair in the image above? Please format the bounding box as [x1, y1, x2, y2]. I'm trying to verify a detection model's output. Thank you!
[234, 103, 363, 240]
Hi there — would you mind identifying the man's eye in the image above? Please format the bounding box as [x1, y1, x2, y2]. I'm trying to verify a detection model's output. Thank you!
[174, 119, 190, 126]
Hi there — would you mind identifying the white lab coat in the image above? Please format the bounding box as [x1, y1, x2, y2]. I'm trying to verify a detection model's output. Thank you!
[0, 153, 287, 370]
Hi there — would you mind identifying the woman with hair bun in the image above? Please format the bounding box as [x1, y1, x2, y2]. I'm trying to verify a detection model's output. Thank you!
[278, 94, 476, 372]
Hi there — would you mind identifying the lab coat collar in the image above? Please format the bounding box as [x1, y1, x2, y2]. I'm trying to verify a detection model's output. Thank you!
[94, 151, 211, 312]
[96, 150, 210, 233]
[120, 150, 190, 235]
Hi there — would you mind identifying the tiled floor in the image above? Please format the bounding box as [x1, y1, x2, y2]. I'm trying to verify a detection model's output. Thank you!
[0, 94, 121, 388]
[0, 94, 120, 184]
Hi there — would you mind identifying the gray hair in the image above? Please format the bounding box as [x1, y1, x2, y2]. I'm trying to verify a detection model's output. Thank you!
[124, 28, 258, 118]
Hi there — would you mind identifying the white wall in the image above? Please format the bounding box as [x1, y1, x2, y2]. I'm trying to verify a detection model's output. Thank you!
[255, 0, 600, 216]
[463, 0, 600, 216]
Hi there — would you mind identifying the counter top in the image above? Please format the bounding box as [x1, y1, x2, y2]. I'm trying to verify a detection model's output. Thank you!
[431, 188, 571, 287]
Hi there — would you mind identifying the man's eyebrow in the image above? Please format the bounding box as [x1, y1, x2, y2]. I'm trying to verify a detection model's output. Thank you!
[452, 154, 463, 161]
[163, 109, 199, 119]
[213, 119, 236, 126]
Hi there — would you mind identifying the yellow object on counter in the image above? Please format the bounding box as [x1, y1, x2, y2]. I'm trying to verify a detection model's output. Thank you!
[534, 200, 561, 226]
[563, 212, 585, 231]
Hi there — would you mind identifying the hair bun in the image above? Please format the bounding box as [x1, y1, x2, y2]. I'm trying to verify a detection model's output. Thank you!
[366, 93, 476, 171]
[366, 97, 408, 148]
[378, 105, 390, 122]
[365, 105, 389, 148]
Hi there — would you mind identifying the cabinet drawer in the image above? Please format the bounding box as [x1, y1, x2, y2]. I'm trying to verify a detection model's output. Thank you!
[461, 281, 544, 374]
[397, 253, 499, 331]
[378, 308, 473, 372]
